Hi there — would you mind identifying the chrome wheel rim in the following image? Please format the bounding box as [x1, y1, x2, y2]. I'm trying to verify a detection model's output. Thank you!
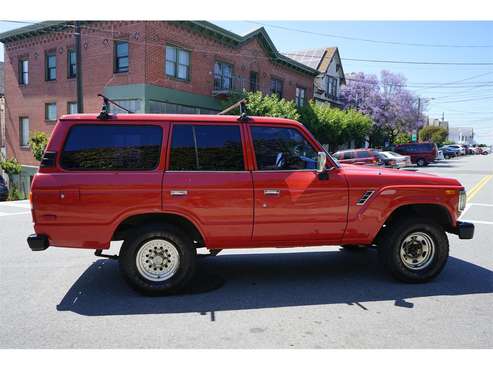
[136, 239, 180, 282]
[399, 231, 435, 270]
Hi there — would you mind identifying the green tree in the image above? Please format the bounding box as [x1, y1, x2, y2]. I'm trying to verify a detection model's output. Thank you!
[418, 126, 448, 146]
[394, 132, 411, 145]
[222, 91, 300, 120]
[28, 131, 49, 162]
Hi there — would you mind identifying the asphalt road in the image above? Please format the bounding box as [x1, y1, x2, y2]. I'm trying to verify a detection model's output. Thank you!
[1, 154, 492, 348]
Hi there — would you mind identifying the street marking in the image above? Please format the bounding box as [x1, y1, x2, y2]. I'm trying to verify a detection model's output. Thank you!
[468, 202, 493, 207]
[460, 219, 493, 225]
[467, 174, 493, 202]
[0, 211, 30, 217]
[0, 200, 31, 209]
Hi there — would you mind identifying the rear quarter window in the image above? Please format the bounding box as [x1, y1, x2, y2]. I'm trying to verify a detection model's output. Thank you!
[60, 124, 163, 170]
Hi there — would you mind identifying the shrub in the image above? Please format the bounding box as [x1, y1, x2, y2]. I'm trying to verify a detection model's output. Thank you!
[29, 131, 49, 162]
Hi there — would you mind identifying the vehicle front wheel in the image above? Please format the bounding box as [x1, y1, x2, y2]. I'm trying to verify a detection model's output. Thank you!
[378, 218, 449, 283]
[416, 158, 427, 167]
[119, 224, 196, 295]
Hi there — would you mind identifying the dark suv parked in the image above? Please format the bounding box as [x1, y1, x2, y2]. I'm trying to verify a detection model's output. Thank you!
[0, 177, 9, 201]
[394, 143, 438, 167]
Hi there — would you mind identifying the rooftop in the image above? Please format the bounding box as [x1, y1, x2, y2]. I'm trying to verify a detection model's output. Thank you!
[0, 21, 318, 77]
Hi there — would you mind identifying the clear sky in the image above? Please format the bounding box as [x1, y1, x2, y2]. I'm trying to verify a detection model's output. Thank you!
[1, 20, 492, 144]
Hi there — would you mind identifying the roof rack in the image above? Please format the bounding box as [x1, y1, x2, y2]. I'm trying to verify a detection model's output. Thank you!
[217, 99, 250, 122]
[97, 94, 134, 120]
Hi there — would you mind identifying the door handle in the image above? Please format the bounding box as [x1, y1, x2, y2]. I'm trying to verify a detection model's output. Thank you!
[170, 190, 188, 196]
[264, 189, 280, 196]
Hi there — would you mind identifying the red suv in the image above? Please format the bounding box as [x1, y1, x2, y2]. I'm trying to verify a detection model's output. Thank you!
[28, 113, 474, 295]
[332, 148, 382, 166]
[394, 142, 438, 167]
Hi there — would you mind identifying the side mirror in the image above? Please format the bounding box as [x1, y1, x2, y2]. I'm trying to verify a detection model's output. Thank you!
[316, 151, 327, 173]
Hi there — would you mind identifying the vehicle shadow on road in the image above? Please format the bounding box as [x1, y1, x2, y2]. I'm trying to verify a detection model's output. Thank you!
[56, 249, 493, 317]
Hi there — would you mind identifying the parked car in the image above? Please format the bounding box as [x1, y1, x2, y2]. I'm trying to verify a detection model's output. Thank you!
[394, 142, 438, 167]
[27, 112, 474, 295]
[440, 145, 460, 159]
[479, 147, 490, 155]
[377, 151, 411, 168]
[447, 144, 466, 156]
[332, 148, 383, 166]
[0, 177, 9, 201]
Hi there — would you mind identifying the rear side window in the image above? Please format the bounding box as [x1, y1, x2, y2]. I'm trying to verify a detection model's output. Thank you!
[60, 125, 162, 170]
[356, 150, 370, 158]
[169, 124, 244, 171]
[341, 151, 353, 160]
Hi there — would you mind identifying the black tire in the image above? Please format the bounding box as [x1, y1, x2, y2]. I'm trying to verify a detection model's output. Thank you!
[444, 155, 450, 160]
[416, 158, 427, 167]
[119, 223, 196, 295]
[378, 218, 449, 283]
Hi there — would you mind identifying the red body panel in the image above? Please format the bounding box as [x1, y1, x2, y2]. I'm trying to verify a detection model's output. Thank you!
[30, 113, 463, 250]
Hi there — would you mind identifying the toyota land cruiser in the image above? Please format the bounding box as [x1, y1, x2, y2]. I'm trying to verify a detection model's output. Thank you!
[27, 112, 474, 295]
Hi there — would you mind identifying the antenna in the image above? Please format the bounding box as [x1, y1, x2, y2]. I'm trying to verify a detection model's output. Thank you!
[97, 94, 134, 120]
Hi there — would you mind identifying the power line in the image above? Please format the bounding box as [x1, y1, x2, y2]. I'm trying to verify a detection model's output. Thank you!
[246, 21, 493, 49]
[61, 23, 493, 67]
[342, 57, 493, 66]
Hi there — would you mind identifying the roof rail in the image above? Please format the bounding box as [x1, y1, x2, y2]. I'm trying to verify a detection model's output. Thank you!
[96, 94, 134, 120]
[217, 98, 250, 122]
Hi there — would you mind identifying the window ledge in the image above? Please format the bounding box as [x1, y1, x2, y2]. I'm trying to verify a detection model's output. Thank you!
[166, 75, 191, 84]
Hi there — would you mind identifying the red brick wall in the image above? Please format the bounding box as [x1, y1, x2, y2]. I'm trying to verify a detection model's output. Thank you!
[3, 21, 314, 166]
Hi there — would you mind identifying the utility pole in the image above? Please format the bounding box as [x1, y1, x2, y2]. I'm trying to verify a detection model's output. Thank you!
[442, 112, 445, 122]
[414, 97, 421, 142]
[75, 21, 84, 113]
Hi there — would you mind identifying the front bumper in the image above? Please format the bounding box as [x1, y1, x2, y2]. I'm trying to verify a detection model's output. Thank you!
[451, 221, 475, 240]
[27, 234, 49, 251]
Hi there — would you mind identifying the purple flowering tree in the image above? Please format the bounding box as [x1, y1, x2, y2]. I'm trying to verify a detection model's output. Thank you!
[340, 70, 425, 146]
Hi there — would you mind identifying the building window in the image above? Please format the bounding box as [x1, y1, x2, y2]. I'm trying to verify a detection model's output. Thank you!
[213, 61, 233, 91]
[67, 49, 77, 78]
[327, 76, 338, 97]
[45, 103, 57, 122]
[165, 45, 190, 80]
[114, 41, 129, 73]
[19, 59, 29, 85]
[19, 117, 29, 147]
[45, 52, 56, 81]
[67, 102, 78, 114]
[108, 99, 142, 114]
[271, 78, 283, 97]
[249, 71, 258, 92]
[296, 87, 306, 107]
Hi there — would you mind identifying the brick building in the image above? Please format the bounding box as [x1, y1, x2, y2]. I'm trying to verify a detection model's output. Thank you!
[0, 21, 318, 192]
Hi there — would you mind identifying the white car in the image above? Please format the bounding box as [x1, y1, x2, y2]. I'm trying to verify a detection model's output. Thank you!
[378, 151, 412, 168]
[436, 150, 445, 161]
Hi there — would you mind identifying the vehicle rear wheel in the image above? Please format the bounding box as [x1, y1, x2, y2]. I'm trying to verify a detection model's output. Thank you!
[378, 218, 449, 283]
[119, 224, 196, 295]
[416, 158, 427, 167]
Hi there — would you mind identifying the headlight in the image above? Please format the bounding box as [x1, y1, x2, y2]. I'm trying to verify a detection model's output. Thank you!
[459, 190, 467, 212]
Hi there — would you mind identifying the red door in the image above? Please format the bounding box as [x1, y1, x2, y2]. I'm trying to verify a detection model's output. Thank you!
[162, 123, 253, 248]
[249, 125, 348, 245]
